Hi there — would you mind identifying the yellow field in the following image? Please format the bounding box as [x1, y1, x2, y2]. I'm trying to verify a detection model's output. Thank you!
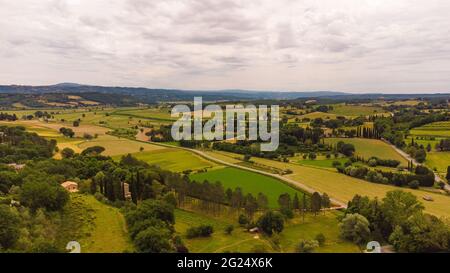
[130, 149, 218, 172]
[298, 111, 340, 120]
[78, 135, 166, 156]
[426, 152, 450, 175]
[204, 150, 450, 219]
[325, 138, 408, 165]
[329, 104, 389, 117]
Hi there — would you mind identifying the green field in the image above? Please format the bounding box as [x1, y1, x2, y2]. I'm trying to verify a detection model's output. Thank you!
[325, 137, 408, 165]
[190, 167, 306, 208]
[426, 152, 450, 174]
[78, 135, 166, 156]
[113, 108, 176, 123]
[406, 136, 442, 149]
[60, 194, 133, 253]
[408, 121, 450, 173]
[410, 121, 450, 138]
[175, 209, 267, 253]
[298, 157, 348, 169]
[329, 104, 388, 116]
[298, 111, 340, 120]
[175, 209, 360, 253]
[205, 150, 450, 218]
[129, 149, 217, 172]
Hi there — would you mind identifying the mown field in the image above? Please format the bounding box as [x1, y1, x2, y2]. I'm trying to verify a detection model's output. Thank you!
[190, 167, 306, 208]
[325, 137, 408, 165]
[175, 209, 360, 253]
[329, 104, 388, 116]
[60, 194, 133, 253]
[298, 111, 340, 120]
[410, 121, 450, 138]
[426, 152, 450, 174]
[113, 108, 176, 123]
[297, 157, 348, 169]
[78, 135, 166, 156]
[128, 149, 218, 172]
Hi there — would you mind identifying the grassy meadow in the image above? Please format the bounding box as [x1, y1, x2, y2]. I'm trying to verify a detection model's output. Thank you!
[204, 149, 450, 218]
[129, 149, 218, 172]
[410, 121, 450, 138]
[175, 209, 360, 253]
[325, 137, 408, 165]
[190, 167, 306, 208]
[60, 194, 133, 253]
[329, 104, 388, 117]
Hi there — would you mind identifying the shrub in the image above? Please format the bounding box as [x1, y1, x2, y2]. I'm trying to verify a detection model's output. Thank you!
[339, 213, 371, 245]
[368, 159, 378, 167]
[408, 180, 420, 189]
[225, 225, 234, 235]
[315, 233, 326, 246]
[332, 161, 342, 167]
[186, 225, 214, 239]
[257, 211, 284, 236]
[238, 214, 249, 226]
[296, 239, 319, 253]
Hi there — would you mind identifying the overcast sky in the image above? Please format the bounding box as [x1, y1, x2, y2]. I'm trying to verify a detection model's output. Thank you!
[1, 0, 450, 93]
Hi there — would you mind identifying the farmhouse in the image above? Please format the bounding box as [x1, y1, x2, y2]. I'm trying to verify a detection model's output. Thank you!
[61, 181, 79, 193]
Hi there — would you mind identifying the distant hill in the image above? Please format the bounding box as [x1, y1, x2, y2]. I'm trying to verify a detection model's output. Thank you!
[0, 84, 351, 102]
[0, 83, 449, 107]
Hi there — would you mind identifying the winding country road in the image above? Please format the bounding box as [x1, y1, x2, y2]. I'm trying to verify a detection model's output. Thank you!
[381, 139, 449, 190]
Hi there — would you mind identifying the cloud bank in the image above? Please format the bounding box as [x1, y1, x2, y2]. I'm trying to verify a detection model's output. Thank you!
[1, 0, 450, 93]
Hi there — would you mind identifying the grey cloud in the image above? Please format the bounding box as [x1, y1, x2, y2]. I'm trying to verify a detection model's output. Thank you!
[0, 0, 449, 92]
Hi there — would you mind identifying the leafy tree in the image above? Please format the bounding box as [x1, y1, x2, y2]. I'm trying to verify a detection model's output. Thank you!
[339, 213, 371, 245]
[186, 225, 214, 238]
[134, 226, 174, 253]
[389, 213, 450, 253]
[0, 205, 20, 249]
[257, 211, 284, 236]
[244, 193, 258, 217]
[20, 180, 69, 211]
[415, 148, 427, 163]
[337, 141, 356, 156]
[59, 127, 74, 138]
[162, 192, 177, 208]
[321, 193, 331, 208]
[257, 193, 269, 210]
[238, 214, 249, 226]
[310, 192, 322, 215]
[381, 190, 424, 229]
[408, 180, 420, 189]
[61, 147, 75, 159]
[278, 193, 291, 210]
[315, 233, 326, 246]
[295, 239, 319, 253]
[230, 187, 244, 208]
[225, 225, 234, 235]
[81, 146, 105, 156]
[292, 193, 300, 210]
[93, 171, 105, 194]
[126, 199, 175, 227]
